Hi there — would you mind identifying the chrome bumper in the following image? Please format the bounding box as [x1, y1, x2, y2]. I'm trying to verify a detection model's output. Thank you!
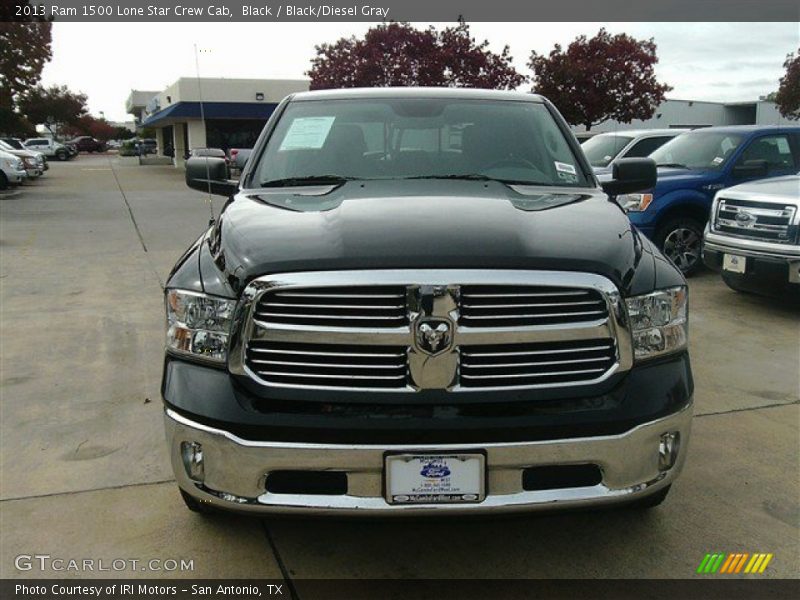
[703, 231, 800, 263]
[165, 404, 692, 515]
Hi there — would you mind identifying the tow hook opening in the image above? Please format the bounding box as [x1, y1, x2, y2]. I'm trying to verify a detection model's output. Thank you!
[659, 432, 681, 471]
[181, 441, 205, 482]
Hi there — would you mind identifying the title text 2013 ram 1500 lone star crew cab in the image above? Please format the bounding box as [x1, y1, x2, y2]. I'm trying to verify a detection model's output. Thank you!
[162, 88, 693, 516]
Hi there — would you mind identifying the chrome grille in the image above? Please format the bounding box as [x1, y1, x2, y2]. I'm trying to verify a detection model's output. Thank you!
[460, 339, 616, 388]
[254, 285, 408, 328]
[715, 197, 797, 244]
[233, 270, 631, 393]
[246, 341, 408, 389]
[460, 285, 608, 327]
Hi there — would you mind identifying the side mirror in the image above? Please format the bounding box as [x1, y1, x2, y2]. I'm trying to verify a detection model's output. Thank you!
[601, 158, 657, 197]
[185, 157, 237, 196]
[732, 159, 768, 180]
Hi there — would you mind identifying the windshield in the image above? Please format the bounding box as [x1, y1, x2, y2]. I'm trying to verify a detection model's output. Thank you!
[0, 140, 14, 152]
[1, 139, 23, 150]
[581, 134, 633, 167]
[650, 131, 744, 170]
[254, 98, 589, 187]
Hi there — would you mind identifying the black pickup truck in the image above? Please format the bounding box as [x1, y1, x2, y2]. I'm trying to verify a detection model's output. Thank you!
[163, 88, 692, 516]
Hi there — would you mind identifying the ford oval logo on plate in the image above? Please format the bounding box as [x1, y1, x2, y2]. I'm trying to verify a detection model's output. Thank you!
[420, 462, 451, 478]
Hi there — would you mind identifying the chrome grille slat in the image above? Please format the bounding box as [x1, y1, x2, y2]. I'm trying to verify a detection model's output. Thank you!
[254, 285, 408, 328]
[236, 270, 629, 393]
[714, 197, 796, 244]
[464, 343, 612, 358]
[459, 339, 617, 389]
[461, 357, 612, 369]
[248, 348, 405, 358]
[245, 341, 409, 389]
[460, 284, 609, 328]
[461, 367, 607, 380]
[250, 359, 404, 370]
[462, 310, 607, 321]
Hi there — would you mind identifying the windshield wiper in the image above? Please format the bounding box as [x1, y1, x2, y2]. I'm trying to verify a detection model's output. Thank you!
[260, 175, 357, 187]
[402, 174, 552, 186]
[656, 162, 690, 169]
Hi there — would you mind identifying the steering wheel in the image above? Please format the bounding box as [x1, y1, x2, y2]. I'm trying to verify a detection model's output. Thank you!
[483, 157, 539, 171]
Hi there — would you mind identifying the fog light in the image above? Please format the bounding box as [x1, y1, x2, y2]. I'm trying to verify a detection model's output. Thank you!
[659, 432, 680, 471]
[181, 442, 204, 482]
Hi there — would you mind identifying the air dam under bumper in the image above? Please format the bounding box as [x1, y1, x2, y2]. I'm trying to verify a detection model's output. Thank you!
[165, 404, 692, 515]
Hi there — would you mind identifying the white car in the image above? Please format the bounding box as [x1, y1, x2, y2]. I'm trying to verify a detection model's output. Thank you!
[0, 149, 27, 189]
[0, 140, 44, 178]
[23, 137, 72, 161]
[582, 129, 690, 175]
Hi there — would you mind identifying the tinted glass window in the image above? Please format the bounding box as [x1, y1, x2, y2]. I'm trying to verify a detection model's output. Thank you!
[256, 98, 589, 187]
[736, 135, 796, 172]
[624, 136, 674, 158]
[650, 132, 745, 170]
[581, 134, 633, 167]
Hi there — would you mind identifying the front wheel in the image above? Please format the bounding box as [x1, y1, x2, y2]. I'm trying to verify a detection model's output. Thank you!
[656, 218, 705, 276]
[0, 171, 8, 190]
[56, 150, 68, 161]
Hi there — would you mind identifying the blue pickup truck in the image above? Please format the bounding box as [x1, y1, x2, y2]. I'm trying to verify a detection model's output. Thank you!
[615, 125, 800, 274]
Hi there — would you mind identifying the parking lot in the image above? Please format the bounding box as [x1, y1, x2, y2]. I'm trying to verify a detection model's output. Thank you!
[0, 155, 798, 582]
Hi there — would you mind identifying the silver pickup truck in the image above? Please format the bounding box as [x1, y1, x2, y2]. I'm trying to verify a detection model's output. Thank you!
[703, 175, 800, 296]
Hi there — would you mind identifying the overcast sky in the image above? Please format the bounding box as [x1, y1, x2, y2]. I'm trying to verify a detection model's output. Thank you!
[40, 22, 799, 121]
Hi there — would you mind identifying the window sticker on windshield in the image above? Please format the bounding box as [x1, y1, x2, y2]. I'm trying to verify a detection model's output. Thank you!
[711, 156, 724, 165]
[279, 117, 336, 150]
[554, 161, 577, 175]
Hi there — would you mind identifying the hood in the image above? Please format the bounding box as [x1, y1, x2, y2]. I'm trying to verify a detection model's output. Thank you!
[207, 180, 648, 295]
[654, 167, 719, 190]
[3, 148, 39, 160]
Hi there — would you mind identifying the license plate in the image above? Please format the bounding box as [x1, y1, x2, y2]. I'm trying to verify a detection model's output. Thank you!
[385, 453, 485, 504]
[723, 253, 746, 274]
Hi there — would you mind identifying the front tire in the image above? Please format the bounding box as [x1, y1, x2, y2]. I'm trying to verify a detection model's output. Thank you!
[56, 150, 68, 161]
[656, 217, 705, 276]
[0, 171, 8, 190]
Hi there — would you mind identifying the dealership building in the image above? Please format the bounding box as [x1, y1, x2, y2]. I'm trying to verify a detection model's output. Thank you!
[572, 98, 795, 135]
[126, 78, 308, 166]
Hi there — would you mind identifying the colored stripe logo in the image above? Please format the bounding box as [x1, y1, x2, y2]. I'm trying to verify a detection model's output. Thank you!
[697, 553, 773, 574]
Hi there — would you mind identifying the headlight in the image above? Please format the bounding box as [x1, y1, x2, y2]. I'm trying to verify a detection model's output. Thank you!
[165, 289, 236, 364]
[625, 286, 688, 361]
[23, 157, 36, 167]
[617, 193, 653, 212]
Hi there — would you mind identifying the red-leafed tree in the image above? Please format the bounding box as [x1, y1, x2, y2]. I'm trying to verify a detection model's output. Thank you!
[775, 48, 799, 120]
[529, 29, 672, 131]
[63, 115, 117, 141]
[307, 21, 527, 90]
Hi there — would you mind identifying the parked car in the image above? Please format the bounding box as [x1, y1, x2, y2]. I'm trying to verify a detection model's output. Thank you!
[165, 88, 692, 517]
[136, 138, 157, 155]
[1, 137, 48, 170]
[613, 125, 800, 274]
[23, 137, 74, 161]
[228, 148, 253, 171]
[0, 149, 27, 189]
[0, 140, 45, 178]
[582, 129, 689, 175]
[67, 136, 107, 153]
[703, 175, 800, 296]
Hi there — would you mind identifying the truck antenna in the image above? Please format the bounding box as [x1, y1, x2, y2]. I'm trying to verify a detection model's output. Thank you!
[194, 43, 215, 225]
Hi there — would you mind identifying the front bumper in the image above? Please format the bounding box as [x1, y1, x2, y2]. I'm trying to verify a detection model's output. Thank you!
[703, 233, 800, 289]
[3, 169, 27, 184]
[166, 402, 692, 515]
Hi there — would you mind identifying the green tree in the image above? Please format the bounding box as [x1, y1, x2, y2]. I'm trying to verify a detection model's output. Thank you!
[0, 5, 53, 134]
[19, 85, 88, 137]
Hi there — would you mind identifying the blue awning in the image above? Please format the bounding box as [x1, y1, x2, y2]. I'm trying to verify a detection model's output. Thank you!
[141, 102, 279, 127]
